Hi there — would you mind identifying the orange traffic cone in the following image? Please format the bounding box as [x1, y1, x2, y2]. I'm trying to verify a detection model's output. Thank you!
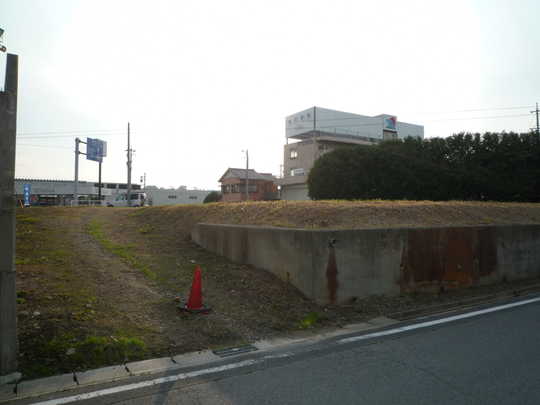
[181, 266, 211, 314]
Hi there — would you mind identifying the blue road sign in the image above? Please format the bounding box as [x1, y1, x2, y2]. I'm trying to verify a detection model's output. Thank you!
[23, 184, 31, 206]
[86, 138, 107, 162]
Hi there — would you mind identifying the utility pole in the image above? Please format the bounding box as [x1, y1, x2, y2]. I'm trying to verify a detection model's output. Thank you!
[243, 149, 249, 201]
[98, 161, 102, 203]
[531, 102, 540, 135]
[126, 122, 132, 207]
[73, 138, 88, 206]
[0, 53, 20, 382]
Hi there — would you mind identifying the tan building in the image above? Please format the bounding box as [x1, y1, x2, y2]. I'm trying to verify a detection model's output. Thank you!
[279, 106, 424, 200]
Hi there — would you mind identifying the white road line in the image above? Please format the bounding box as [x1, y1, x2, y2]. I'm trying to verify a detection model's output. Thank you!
[30, 360, 260, 405]
[338, 296, 540, 344]
[28, 296, 540, 405]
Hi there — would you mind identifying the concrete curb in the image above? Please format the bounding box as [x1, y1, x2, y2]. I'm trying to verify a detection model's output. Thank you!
[0, 316, 397, 403]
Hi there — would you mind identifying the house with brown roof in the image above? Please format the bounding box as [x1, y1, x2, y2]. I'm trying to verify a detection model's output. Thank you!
[219, 168, 278, 202]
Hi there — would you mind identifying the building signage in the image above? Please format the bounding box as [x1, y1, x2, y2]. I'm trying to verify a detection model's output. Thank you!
[23, 183, 31, 206]
[86, 138, 107, 162]
[383, 116, 397, 132]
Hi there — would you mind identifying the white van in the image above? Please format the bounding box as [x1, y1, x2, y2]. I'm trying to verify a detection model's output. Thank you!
[106, 192, 147, 207]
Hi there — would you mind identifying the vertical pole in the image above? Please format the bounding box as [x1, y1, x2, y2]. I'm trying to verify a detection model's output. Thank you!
[98, 161, 102, 204]
[127, 122, 132, 207]
[531, 103, 540, 135]
[245, 150, 249, 201]
[0, 53, 19, 380]
[536, 103, 540, 135]
[74, 138, 80, 206]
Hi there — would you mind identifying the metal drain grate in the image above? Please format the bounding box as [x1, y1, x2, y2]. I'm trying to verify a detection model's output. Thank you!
[212, 345, 258, 357]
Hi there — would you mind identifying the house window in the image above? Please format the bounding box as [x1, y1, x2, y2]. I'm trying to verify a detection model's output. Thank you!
[290, 150, 298, 159]
[318, 144, 329, 151]
[168, 195, 177, 199]
[189, 196, 197, 200]
[290, 168, 305, 176]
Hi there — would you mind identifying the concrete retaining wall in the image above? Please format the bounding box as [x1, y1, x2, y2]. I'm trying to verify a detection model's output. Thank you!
[192, 223, 540, 305]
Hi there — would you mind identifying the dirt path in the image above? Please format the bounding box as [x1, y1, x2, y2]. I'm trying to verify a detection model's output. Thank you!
[16, 208, 186, 377]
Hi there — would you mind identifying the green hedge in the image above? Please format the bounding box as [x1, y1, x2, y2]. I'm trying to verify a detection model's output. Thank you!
[308, 132, 540, 202]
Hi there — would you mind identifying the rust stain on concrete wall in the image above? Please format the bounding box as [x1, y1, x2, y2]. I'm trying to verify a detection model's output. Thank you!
[401, 227, 497, 292]
[326, 242, 338, 304]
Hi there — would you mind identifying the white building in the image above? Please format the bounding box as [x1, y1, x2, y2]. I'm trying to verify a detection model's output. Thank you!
[14, 178, 142, 206]
[144, 187, 214, 206]
[279, 107, 424, 200]
[13, 179, 213, 206]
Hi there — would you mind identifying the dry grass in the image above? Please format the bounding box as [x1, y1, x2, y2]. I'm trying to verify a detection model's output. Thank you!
[129, 200, 540, 235]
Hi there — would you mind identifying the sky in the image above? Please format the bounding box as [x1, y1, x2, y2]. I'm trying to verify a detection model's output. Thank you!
[0, 0, 539, 189]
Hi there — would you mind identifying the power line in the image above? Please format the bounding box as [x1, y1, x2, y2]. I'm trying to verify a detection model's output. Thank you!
[16, 143, 72, 150]
[17, 128, 125, 136]
[424, 113, 531, 123]
[408, 105, 535, 114]
[17, 134, 127, 140]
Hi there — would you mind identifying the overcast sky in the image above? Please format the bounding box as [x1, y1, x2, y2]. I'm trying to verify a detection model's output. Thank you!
[1, 0, 539, 189]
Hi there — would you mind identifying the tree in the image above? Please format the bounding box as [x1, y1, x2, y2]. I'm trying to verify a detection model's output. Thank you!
[203, 191, 222, 203]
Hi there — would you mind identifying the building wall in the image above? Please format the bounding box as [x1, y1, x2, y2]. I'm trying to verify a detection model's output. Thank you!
[145, 188, 212, 206]
[221, 178, 277, 202]
[192, 223, 540, 305]
[396, 121, 424, 139]
[280, 183, 310, 200]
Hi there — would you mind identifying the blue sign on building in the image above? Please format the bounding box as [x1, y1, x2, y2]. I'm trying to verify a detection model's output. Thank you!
[86, 138, 107, 163]
[23, 183, 31, 206]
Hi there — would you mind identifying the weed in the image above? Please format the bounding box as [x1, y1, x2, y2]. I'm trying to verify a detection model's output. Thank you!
[138, 224, 154, 234]
[71, 335, 146, 367]
[299, 312, 320, 329]
[17, 215, 39, 224]
[22, 333, 147, 378]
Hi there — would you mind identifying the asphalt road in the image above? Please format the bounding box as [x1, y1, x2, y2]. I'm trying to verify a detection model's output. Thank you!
[15, 299, 540, 405]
